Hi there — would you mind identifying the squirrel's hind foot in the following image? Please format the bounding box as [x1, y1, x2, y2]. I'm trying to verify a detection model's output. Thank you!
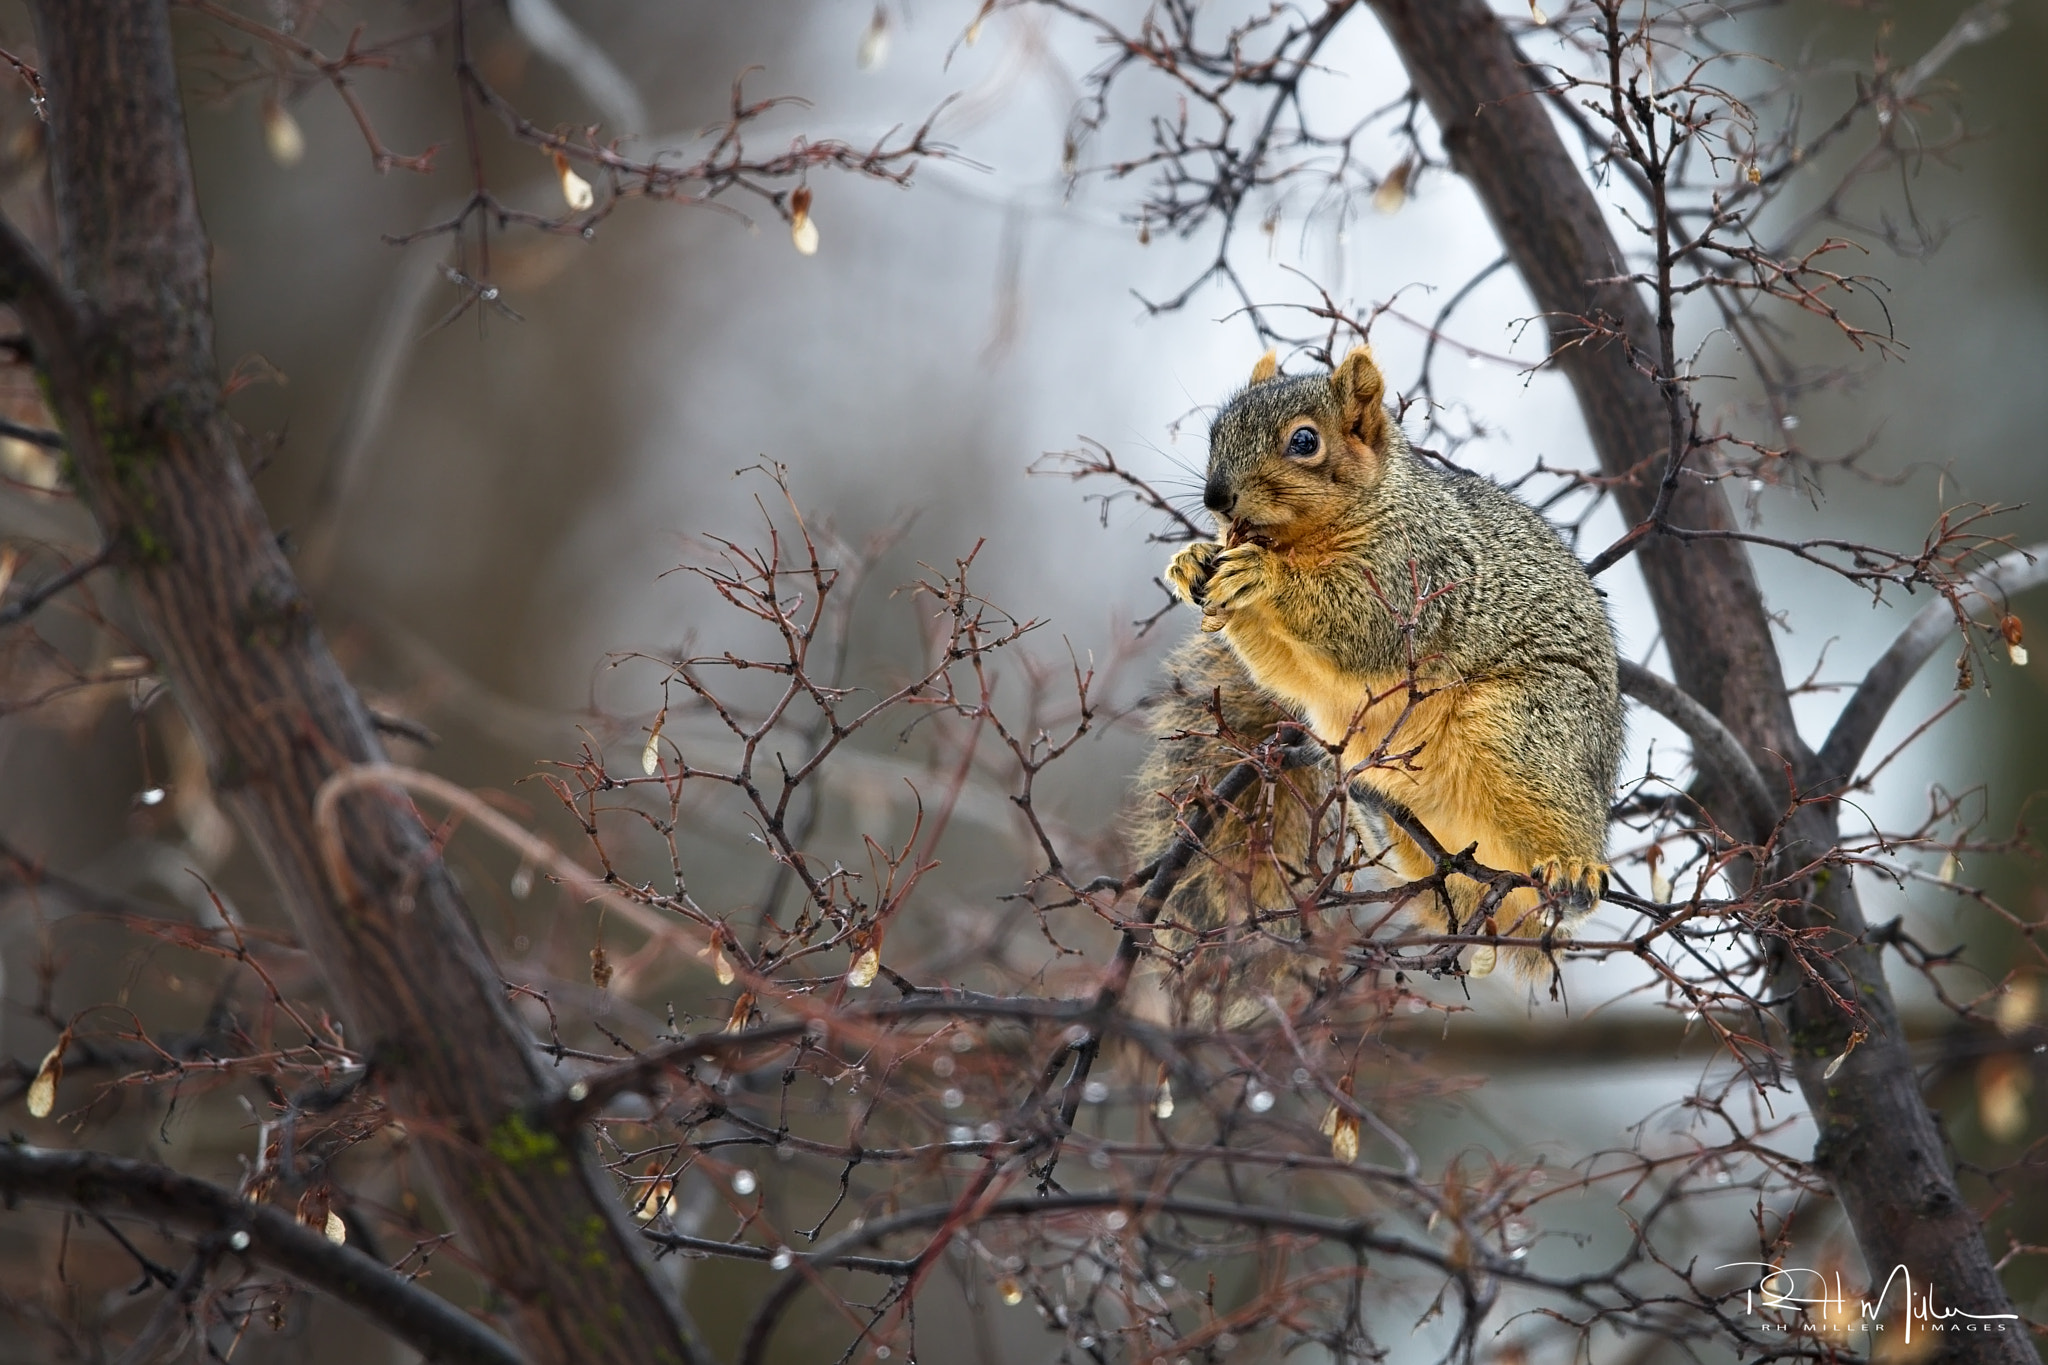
[1528, 856, 1608, 927]
[1466, 859, 1605, 978]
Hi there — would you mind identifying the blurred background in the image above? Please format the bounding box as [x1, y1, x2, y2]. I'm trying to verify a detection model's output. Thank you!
[0, 1, 2042, 1360]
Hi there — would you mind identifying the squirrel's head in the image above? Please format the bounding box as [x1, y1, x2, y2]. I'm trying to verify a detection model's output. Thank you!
[1203, 346, 1396, 546]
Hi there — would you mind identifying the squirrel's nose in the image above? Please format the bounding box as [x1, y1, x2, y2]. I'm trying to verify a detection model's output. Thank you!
[1203, 475, 1235, 515]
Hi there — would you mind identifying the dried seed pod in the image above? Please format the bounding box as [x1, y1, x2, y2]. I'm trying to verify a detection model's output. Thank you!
[26, 1038, 64, 1119]
[1372, 156, 1414, 214]
[1320, 1103, 1361, 1163]
[641, 708, 666, 775]
[553, 153, 594, 211]
[1468, 915, 1500, 978]
[857, 6, 890, 70]
[726, 992, 756, 1032]
[790, 187, 820, 255]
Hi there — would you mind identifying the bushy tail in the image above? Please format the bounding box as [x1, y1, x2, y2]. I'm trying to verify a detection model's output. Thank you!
[1129, 634, 1340, 1026]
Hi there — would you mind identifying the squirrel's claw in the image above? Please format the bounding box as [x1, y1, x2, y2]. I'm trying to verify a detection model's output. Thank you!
[1530, 857, 1608, 926]
[1166, 541, 1223, 607]
[1199, 542, 1276, 618]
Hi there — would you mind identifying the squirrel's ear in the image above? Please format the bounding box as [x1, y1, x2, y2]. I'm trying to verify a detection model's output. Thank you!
[1249, 348, 1279, 386]
[1331, 345, 1389, 453]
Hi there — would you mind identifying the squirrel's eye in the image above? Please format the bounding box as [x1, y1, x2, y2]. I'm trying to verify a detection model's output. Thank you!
[1286, 426, 1320, 458]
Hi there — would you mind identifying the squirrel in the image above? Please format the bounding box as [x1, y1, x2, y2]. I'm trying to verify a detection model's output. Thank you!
[1137, 344, 1622, 983]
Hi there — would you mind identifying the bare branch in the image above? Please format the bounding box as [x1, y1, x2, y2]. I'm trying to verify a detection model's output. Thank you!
[1818, 541, 2048, 784]
[0, 543, 114, 628]
[1616, 659, 1779, 837]
[0, 1143, 523, 1365]
[0, 413, 62, 447]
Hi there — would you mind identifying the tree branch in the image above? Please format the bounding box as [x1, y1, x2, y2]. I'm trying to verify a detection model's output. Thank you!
[1818, 542, 2048, 784]
[0, 412, 63, 447]
[543, 996, 1094, 1131]
[15, 5, 707, 1360]
[0, 542, 113, 627]
[0, 208, 92, 399]
[0, 1143, 523, 1365]
[1368, 5, 2035, 1357]
[1616, 659, 1779, 838]
[738, 1189, 1555, 1365]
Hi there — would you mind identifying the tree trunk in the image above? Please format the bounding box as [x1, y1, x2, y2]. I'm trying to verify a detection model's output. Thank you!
[1367, 2, 2034, 1359]
[12, 4, 706, 1361]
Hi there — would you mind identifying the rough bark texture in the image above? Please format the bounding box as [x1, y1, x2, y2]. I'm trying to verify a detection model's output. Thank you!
[1367, 2, 2035, 1359]
[12, 5, 706, 1361]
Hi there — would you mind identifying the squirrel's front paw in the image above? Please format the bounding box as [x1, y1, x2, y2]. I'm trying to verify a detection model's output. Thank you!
[1200, 542, 1278, 618]
[1165, 542, 1223, 606]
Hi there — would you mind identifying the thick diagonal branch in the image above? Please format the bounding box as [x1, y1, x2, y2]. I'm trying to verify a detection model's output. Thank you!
[1367, 4, 2032, 1357]
[0, 1144, 522, 1365]
[1819, 543, 2048, 783]
[10, 4, 704, 1361]
[1616, 659, 1778, 836]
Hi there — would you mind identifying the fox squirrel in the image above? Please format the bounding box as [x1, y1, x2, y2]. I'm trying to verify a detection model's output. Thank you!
[1137, 345, 1622, 985]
